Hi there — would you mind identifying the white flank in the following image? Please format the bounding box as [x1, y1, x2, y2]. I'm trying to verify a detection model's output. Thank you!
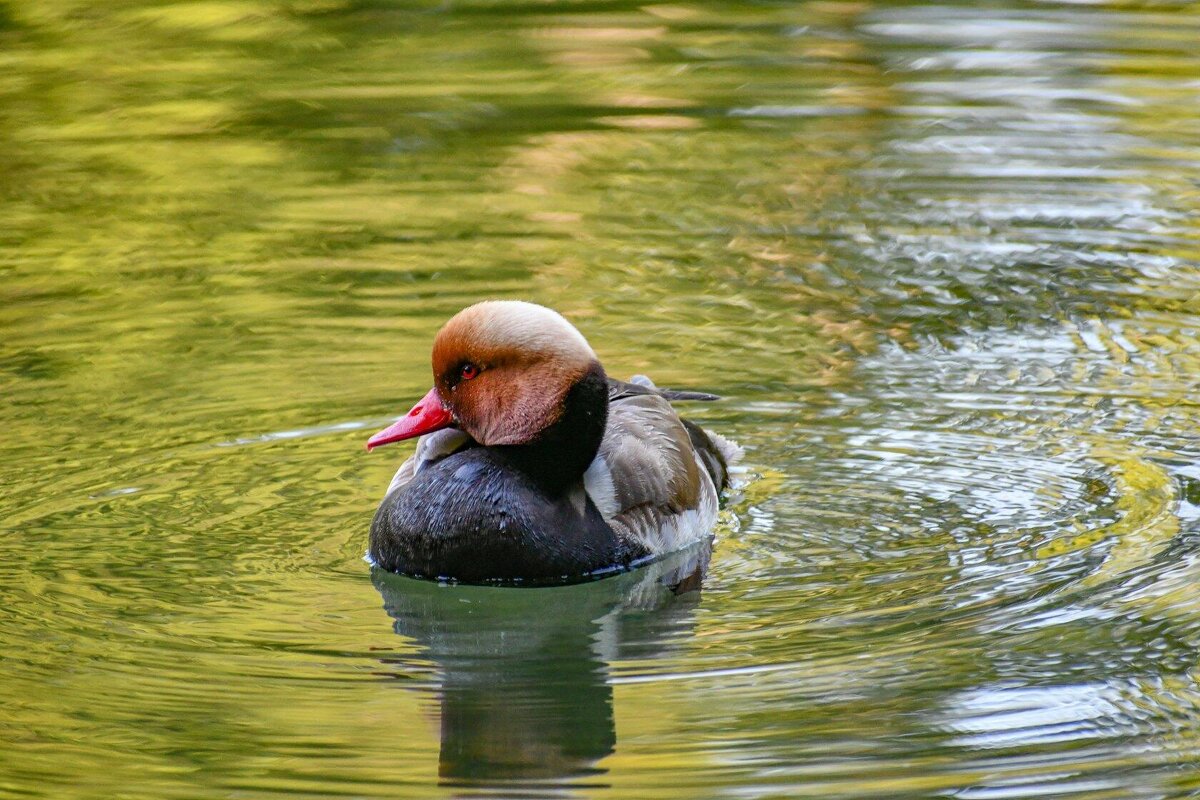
[582, 454, 620, 518]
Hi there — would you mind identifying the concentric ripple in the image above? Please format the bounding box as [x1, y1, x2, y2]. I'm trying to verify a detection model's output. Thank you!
[2, 1, 1200, 798]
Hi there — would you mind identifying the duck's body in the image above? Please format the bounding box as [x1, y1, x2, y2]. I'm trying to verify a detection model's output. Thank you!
[366, 302, 738, 583]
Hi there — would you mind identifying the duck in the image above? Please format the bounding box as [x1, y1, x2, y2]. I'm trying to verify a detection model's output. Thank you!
[365, 300, 740, 584]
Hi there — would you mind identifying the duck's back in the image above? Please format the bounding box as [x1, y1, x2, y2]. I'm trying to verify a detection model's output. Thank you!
[585, 382, 739, 555]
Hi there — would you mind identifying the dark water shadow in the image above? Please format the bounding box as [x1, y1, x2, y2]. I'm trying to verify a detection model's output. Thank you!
[371, 540, 711, 796]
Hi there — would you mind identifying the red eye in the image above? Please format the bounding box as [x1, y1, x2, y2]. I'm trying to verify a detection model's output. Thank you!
[460, 363, 479, 380]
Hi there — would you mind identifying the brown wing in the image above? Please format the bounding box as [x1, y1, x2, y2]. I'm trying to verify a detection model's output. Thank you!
[584, 393, 720, 553]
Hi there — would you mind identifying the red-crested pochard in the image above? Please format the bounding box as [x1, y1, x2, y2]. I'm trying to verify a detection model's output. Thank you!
[365, 301, 740, 583]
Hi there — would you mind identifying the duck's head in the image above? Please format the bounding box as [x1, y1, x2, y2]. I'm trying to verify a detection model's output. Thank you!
[366, 301, 601, 450]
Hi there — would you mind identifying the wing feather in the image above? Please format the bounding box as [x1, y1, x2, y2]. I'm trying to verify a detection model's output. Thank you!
[586, 393, 723, 554]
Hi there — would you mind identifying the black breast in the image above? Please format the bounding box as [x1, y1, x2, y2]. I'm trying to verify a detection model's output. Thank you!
[369, 447, 646, 584]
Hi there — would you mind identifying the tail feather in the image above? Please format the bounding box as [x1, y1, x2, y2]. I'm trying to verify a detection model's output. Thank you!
[705, 430, 744, 468]
[681, 419, 741, 492]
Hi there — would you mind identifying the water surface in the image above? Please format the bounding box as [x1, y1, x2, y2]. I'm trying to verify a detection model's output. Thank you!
[3, 1, 1200, 797]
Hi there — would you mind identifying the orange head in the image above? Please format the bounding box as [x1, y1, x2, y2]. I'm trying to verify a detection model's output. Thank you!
[367, 301, 600, 450]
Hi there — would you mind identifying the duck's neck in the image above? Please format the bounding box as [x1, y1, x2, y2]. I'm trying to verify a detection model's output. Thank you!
[495, 362, 608, 496]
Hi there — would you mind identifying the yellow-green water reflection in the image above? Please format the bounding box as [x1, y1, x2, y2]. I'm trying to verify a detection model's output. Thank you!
[3, 1, 1200, 798]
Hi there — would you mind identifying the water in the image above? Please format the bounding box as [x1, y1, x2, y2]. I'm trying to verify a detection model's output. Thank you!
[3, 1, 1200, 797]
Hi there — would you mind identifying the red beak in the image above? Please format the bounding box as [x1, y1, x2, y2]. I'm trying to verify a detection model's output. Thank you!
[366, 387, 454, 451]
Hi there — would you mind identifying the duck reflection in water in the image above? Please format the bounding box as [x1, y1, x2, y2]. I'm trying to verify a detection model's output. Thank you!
[370, 540, 711, 795]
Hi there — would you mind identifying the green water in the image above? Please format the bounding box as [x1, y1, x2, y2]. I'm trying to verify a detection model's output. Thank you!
[3, 1, 1200, 797]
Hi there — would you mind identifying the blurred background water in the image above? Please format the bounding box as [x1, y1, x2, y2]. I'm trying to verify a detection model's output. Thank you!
[2, 0, 1200, 797]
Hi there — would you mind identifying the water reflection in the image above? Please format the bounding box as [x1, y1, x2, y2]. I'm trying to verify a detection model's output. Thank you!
[372, 542, 710, 793]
